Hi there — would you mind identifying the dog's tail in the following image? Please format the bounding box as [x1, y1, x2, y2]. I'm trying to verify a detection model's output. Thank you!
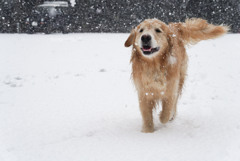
[170, 18, 229, 45]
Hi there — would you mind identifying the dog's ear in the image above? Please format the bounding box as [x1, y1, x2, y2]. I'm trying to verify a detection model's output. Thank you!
[124, 29, 136, 47]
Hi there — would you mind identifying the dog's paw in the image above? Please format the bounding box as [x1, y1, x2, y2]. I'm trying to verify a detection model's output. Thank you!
[169, 116, 175, 122]
[141, 126, 154, 133]
[169, 113, 176, 122]
[160, 111, 170, 124]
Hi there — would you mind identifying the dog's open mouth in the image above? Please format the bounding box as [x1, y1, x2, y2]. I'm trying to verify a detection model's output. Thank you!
[141, 46, 160, 55]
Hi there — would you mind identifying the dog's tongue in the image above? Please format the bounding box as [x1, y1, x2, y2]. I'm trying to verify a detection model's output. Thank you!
[143, 47, 152, 51]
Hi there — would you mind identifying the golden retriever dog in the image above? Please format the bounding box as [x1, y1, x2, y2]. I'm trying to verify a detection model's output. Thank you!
[124, 18, 229, 133]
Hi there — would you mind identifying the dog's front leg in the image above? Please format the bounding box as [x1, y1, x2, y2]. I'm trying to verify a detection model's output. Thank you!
[139, 94, 155, 133]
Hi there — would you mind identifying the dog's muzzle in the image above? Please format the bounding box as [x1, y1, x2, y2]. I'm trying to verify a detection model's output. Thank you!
[141, 35, 160, 55]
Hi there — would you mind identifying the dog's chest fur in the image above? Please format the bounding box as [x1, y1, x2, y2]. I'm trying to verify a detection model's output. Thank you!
[131, 55, 167, 94]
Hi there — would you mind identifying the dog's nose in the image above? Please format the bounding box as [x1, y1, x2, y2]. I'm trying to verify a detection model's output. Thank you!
[141, 35, 151, 43]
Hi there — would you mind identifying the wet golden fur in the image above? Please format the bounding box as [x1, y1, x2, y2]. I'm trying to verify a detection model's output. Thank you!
[124, 18, 229, 133]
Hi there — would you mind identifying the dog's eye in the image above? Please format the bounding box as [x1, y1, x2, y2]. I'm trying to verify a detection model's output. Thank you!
[139, 29, 144, 33]
[155, 28, 162, 33]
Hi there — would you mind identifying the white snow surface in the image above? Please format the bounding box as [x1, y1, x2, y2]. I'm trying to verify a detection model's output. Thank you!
[0, 33, 240, 161]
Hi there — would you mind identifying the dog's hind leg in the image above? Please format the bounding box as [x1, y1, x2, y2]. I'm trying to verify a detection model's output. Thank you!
[169, 57, 188, 121]
[178, 57, 187, 95]
[160, 79, 180, 124]
[169, 94, 179, 121]
[160, 96, 177, 124]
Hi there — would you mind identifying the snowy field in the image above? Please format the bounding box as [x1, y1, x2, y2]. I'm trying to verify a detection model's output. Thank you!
[0, 33, 240, 161]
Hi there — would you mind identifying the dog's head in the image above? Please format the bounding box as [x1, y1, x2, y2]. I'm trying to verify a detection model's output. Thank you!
[125, 19, 171, 57]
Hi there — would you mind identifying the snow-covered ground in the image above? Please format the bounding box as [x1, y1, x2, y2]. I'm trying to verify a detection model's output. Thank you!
[0, 33, 240, 161]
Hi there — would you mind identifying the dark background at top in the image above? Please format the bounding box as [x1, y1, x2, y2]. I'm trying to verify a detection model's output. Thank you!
[0, 0, 240, 33]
